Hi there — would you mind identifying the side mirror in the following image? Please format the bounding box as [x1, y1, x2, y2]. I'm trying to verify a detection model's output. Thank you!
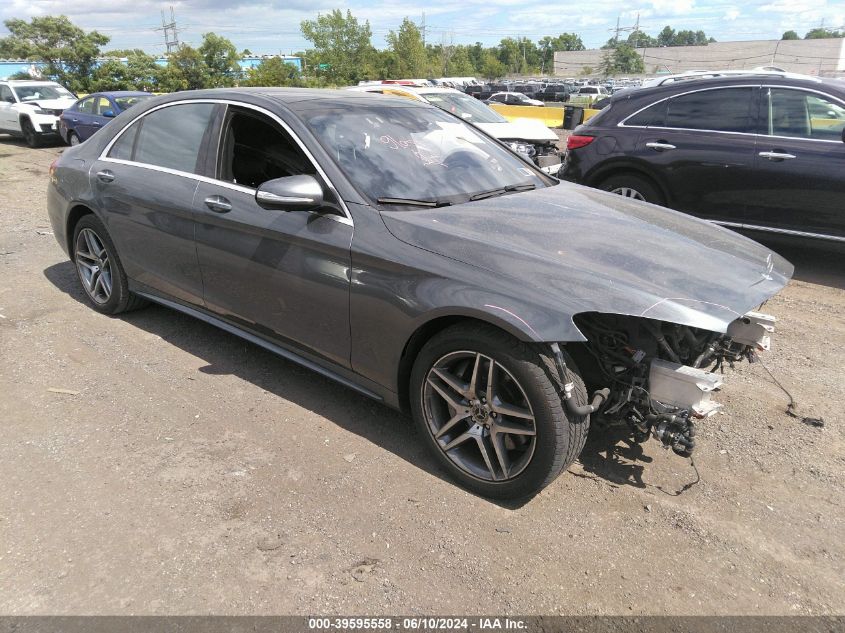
[255, 175, 323, 211]
[102, 109, 115, 118]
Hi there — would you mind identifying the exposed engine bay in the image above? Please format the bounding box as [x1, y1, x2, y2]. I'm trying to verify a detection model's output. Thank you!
[554, 310, 777, 458]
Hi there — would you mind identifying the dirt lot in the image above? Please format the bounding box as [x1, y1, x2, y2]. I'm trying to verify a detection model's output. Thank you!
[0, 137, 843, 616]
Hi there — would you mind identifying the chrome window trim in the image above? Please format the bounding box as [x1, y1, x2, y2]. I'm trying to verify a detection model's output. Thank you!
[618, 84, 845, 145]
[98, 98, 354, 225]
[712, 221, 845, 243]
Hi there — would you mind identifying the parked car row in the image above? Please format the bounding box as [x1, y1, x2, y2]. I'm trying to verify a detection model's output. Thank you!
[47, 86, 792, 499]
[0, 79, 152, 147]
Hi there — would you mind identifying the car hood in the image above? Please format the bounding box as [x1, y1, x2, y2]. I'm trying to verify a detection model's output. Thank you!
[475, 119, 558, 143]
[380, 183, 793, 336]
[24, 98, 76, 110]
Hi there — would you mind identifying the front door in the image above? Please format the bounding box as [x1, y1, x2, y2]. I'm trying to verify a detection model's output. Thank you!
[745, 86, 845, 240]
[193, 105, 353, 367]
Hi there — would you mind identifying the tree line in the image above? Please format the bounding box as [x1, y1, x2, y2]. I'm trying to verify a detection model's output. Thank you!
[1, 13, 840, 92]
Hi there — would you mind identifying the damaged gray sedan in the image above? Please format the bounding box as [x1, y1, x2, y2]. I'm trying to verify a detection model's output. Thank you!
[46, 88, 792, 499]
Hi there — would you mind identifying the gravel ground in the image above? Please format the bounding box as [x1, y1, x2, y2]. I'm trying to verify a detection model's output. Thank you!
[0, 136, 843, 615]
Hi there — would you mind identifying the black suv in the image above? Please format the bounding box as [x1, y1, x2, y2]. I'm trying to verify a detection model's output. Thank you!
[561, 74, 845, 244]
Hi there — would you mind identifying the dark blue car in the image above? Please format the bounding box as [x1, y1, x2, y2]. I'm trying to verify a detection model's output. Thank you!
[59, 91, 153, 145]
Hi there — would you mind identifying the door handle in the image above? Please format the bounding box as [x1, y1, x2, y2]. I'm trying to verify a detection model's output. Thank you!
[204, 195, 232, 213]
[759, 151, 796, 161]
[93, 122, 101, 127]
[645, 141, 676, 151]
[71, 118, 78, 122]
[96, 170, 114, 183]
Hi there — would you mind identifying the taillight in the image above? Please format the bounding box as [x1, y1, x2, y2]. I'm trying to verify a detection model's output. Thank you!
[49, 158, 59, 181]
[566, 135, 595, 150]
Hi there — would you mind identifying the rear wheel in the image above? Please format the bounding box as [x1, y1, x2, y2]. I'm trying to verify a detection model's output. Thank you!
[410, 323, 589, 499]
[72, 215, 147, 315]
[599, 173, 664, 206]
[21, 118, 41, 148]
[67, 131, 81, 146]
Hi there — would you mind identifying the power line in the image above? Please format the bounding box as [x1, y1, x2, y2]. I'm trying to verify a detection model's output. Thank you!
[154, 6, 180, 54]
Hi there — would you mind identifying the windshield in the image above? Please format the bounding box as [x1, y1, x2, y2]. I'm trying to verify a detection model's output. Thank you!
[301, 104, 548, 204]
[114, 94, 153, 110]
[419, 92, 506, 124]
[12, 84, 75, 101]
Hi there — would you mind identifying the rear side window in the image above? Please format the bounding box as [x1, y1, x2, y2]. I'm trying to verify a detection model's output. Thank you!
[665, 88, 754, 133]
[77, 98, 95, 115]
[108, 123, 139, 160]
[132, 103, 215, 174]
[625, 100, 668, 127]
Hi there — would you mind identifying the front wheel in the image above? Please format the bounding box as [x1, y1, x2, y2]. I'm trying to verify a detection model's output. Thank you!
[21, 118, 41, 148]
[410, 323, 589, 499]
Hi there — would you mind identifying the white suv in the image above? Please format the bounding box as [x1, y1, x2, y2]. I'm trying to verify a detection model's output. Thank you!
[0, 80, 77, 147]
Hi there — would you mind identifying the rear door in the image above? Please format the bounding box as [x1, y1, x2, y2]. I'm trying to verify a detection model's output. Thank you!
[629, 86, 758, 222]
[745, 86, 845, 240]
[192, 104, 353, 367]
[93, 101, 219, 304]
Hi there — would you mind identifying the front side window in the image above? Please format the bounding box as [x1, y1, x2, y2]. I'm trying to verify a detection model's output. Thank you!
[115, 103, 215, 174]
[302, 103, 549, 205]
[766, 88, 845, 141]
[218, 106, 315, 189]
[665, 87, 754, 133]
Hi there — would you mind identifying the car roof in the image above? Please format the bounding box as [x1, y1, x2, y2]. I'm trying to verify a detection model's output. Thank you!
[147, 87, 429, 113]
[2, 80, 62, 85]
[611, 73, 845, 105]
[89, 91, 153, 98]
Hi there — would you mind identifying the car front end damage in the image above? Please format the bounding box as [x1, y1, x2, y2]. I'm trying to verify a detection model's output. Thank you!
[554, 309, 779, 458]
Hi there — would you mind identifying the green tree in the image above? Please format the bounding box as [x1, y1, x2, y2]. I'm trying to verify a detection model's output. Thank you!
[657, 26, 676, 47]
[445, 46, 475, 76]
[300, 9, 374, 85]
[781, 30, 799, 40]
[804, 27, 844, 39]
[166, 44, 209, 90]
[91, 51, 163, 91]
[242, 57, 303, 87]
[386, 18, 427, 77]
[601, 43, 644, 76]
[480, 51, 506, 79]
[0, 15, 109, 92]
[198, 32, 241, 87]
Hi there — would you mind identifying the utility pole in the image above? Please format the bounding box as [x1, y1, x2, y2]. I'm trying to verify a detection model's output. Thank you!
[421, 11, 426, 48]
[615, 16, 621, 45]
[155, 6, 180, 54]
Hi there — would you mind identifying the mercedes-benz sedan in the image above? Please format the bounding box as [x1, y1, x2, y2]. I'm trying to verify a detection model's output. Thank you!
[47, 88, 792, 499]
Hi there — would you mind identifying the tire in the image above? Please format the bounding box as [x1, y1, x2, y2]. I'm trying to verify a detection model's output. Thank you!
[67, 131, 81, 147]
[409, 323, 589, 500]
[599, 172, 664, 206]
[20, 118, 41, 148]
[71, 215, 147, 315]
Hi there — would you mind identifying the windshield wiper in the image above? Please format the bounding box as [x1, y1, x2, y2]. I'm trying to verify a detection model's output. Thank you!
[377, 197, 451, 208]
[469, 182, 537, 201]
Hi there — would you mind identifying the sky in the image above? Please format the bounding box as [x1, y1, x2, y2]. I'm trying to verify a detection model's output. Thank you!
[1, 0, 843, 55]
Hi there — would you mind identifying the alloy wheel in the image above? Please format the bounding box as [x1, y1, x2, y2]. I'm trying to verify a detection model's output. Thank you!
[69, 133, 81, 146]
[422, 351, 536, 482]
[610, 186, 645, 201]
[75, 228, 113, 304]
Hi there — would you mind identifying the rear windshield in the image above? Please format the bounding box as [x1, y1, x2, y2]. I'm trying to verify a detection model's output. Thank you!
[114, 95, 154, 110]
